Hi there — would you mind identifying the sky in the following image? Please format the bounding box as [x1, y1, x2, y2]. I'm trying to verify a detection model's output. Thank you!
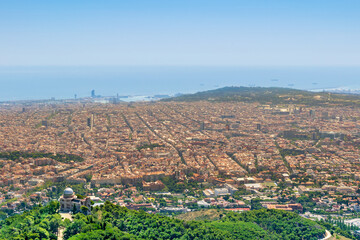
[0, 0, 360, 66]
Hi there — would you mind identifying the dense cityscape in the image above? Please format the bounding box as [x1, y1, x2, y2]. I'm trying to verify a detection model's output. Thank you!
[1, 0, 359, 238]
[1, 84, 360, 240]
[1, 94, 360, 232]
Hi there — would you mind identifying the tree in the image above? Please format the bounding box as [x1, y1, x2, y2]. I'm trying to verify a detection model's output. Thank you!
[31, 226, 49, 239]
[0, 211, 7, 220]
[49, 215, 61, 234]
[64, 219, 86, 239]
[85, 174, 92, 183]
[159, 198, 167, 207]
[250, 198, 263, 210]
[72, 204, 78, 214]
[81, 206, 89, 215]
[43, 201, 59, 214]
[76, 194, 85, 199]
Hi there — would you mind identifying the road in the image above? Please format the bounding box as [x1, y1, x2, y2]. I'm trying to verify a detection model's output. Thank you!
[300, 213, 331, 240]
[58, 213, 73, 240]
[320, 230, 332, 240]
[58, 227, 65, 240]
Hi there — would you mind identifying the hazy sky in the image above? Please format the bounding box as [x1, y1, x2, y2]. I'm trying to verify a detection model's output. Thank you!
[1, 0, 359, 66]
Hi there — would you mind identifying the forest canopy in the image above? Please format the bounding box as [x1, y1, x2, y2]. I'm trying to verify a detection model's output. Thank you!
[0, 201, 328, 240]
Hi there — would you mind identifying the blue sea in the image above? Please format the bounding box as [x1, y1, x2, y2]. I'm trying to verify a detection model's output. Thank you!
[0, 66, 360, 101]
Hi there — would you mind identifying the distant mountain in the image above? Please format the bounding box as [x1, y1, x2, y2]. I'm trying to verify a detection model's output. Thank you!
[164, 86, 360, 106]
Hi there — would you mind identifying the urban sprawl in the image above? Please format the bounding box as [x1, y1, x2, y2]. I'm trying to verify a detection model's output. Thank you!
[1, 100, 360, 226]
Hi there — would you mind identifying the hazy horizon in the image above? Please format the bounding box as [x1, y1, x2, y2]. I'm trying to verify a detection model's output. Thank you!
[1, 65, 360, 102]
[1, 1, 360, 101]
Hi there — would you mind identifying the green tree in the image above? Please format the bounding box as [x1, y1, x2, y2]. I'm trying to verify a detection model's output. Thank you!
[250, 198, 263, 210]
[64, 219, 87, 239]
[80, 206, 89, 215]
[72, 204, 78, 214]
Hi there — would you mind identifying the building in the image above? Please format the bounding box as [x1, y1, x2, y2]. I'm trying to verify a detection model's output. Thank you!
[160, 207, 188, 214]
[224, 183, 238, 194]
[214, 188, 230, 196]
[142, 180, 165, 191]
[352, 204, 360, 212]
[266, 203, 303, 212]
[336, 186, 356, 194]
[126, 202, 155, 210]
[59, 187, 91, 214]
[203, 189, 215, 197]
[87, 114, 94, 130]
[197, 200, 210, 208]
[200, 122, 205, 130]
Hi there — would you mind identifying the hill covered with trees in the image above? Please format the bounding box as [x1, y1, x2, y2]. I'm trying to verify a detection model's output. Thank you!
[0, 201, 61, 240]
[0, 201, 331, 240]
[163, 86, 360, 106]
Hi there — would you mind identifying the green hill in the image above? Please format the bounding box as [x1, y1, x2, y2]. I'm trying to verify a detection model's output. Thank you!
[163, 86, 360, 106]
[0, 201, 332, 240]
[176, 209, 223, 221]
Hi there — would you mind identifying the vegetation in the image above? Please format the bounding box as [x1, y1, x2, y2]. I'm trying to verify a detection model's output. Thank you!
[222, 209, 326, 239]
[279, 148, 305, 158]
[317, 218, 356, 240]
[250, 198, 263, 210]
[0, 201, 61, 240]
[295, 195, 316, 212]
[207, 221, 275, 239]
[67, 202, 326, 240]
[176, 209, 223, 221]
[68, 227, 137, 240]
[25, 181, 88, 201]
[163, 86, 360, 106]
[323, 216, 360, 240]
[160, 176, 199, 194]
[0, 201, 330, 240]
[0, 151, 84, 163]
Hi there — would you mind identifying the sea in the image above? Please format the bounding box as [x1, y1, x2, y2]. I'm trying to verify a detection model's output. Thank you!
[0, 66, 360, 102]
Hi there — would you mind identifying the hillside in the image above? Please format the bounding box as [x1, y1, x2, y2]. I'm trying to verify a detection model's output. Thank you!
[163, 86, 360, 106]
[176, 209, 223, 221]
[0, 201, 332, 240]
[330, 234, 352, 240]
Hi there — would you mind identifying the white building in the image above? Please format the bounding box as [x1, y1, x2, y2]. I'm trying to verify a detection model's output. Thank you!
[197, 200, 210, 208]
[203, 189, 215, 197]
[214, 188, 230, 196]
[224, 183, 238, 194]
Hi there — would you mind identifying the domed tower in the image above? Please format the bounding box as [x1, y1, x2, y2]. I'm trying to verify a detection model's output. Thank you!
[63, 187, 74, 198]
[59, 187, 77, 212]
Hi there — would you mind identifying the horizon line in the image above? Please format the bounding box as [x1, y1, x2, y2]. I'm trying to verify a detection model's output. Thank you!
[1, 64, 360, 68]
